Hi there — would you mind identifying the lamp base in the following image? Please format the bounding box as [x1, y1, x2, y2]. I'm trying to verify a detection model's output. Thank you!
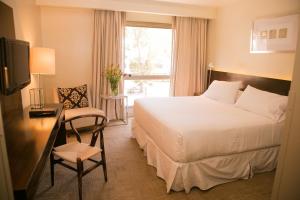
[29, 88, 45, 109]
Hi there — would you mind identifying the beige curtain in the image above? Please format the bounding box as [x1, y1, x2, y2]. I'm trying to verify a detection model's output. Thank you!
[171, 16, 208, 96]
[92, 10, 126, 118]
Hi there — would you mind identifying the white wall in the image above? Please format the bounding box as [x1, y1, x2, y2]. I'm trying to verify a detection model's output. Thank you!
[40, 6, 94, 103]
[207, 0, 300, 80]
[1, 0, 43, 107]
[40, 0, 300, 104]
[40, 7, 173, 103]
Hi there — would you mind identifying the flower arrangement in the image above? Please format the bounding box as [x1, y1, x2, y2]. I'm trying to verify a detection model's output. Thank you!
[105, 65, 122, 96]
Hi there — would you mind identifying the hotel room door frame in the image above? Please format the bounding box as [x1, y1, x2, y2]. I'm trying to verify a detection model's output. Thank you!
[0, 104, 14, 199]
[272, 16, 300, 200]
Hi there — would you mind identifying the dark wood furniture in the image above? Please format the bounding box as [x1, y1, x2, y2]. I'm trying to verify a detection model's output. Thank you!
[50, 114, 107, 200]
[0, 1, 15, 40]
[4, 104, 66, 199]
[1, 3, 67, 199]
[0, 1, 24, 118]
[209, 70, 291, 96]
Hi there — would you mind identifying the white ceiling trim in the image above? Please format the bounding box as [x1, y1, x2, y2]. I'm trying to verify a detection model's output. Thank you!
[36, 0, 217, 19]
[153, 0, 240, 7]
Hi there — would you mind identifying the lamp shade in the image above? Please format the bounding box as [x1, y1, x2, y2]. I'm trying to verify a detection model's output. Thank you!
[30, 47, 55, 75]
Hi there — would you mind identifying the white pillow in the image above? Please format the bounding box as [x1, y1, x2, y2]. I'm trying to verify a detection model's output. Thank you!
[235, 85, 288, 121]
[204, 80, 242, 104]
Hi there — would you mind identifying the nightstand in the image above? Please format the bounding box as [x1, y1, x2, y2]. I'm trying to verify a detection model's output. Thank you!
[100, 95, 128, 126]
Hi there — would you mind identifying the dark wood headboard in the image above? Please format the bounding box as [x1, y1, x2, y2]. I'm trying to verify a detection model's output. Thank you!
[209, 70, 291, 96]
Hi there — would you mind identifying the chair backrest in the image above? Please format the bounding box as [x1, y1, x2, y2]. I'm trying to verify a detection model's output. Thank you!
[63, 114, 107, 147]
[53, 85, 92, 106]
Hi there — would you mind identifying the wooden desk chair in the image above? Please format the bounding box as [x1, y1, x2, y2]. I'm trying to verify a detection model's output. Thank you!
[50, 114, 108, 200]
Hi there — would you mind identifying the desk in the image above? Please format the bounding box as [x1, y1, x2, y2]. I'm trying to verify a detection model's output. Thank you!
[100, 95, 128, 125]
[3, 104, 66, 199]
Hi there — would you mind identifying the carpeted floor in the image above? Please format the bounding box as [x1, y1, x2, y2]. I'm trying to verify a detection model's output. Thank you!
[35, 119, 275, 200]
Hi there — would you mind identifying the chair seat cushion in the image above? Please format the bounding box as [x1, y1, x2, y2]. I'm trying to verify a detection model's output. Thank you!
[53, 142, 101, 163]
[65, 107, 105, 121]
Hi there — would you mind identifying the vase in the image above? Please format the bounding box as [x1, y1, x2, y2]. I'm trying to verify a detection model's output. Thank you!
[110, 81, 119, 96]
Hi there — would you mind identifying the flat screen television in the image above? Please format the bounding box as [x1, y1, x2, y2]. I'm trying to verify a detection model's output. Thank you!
[0, 37, 30, 95]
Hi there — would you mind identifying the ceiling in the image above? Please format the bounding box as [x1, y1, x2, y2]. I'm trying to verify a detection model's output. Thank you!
[36, 0, 220, 18]
[151, 0, 241, 6]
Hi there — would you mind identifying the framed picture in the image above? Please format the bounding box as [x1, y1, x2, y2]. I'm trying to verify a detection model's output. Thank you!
[250, 14, 299, 53]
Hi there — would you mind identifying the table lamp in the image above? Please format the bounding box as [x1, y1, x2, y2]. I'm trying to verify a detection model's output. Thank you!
[30, 47, 55, 109]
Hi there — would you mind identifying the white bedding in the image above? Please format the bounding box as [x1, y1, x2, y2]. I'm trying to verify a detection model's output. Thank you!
[134, 95, 284, 163]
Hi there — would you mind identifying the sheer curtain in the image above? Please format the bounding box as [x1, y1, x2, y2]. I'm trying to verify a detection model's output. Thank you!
[92, 10, 125, 118]
[171, 16, 208, 96]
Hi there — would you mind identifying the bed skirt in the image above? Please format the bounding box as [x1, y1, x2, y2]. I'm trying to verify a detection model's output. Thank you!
[132, 119, 279, 193]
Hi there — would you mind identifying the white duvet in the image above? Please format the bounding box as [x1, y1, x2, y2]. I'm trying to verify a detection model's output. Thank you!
[134, 95, 284, 163]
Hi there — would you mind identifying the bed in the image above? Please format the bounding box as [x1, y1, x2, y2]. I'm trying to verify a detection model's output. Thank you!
[132, 71, 291, 193]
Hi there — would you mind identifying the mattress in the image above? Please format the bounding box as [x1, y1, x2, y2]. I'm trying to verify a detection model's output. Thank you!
[134, 95, 284, 163]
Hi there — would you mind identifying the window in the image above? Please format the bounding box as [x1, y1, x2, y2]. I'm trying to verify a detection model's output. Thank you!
[124, 24, 172, 106]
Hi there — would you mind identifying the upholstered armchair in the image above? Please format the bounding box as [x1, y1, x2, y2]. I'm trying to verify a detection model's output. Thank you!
[53, 84, 105, 129]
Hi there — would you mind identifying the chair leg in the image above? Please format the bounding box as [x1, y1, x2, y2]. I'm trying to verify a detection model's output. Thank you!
[77, 159, 83, 200]
[101, 150, 108, 182]
[100, 131, 108, 182]
[50, 152, 55, 186]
